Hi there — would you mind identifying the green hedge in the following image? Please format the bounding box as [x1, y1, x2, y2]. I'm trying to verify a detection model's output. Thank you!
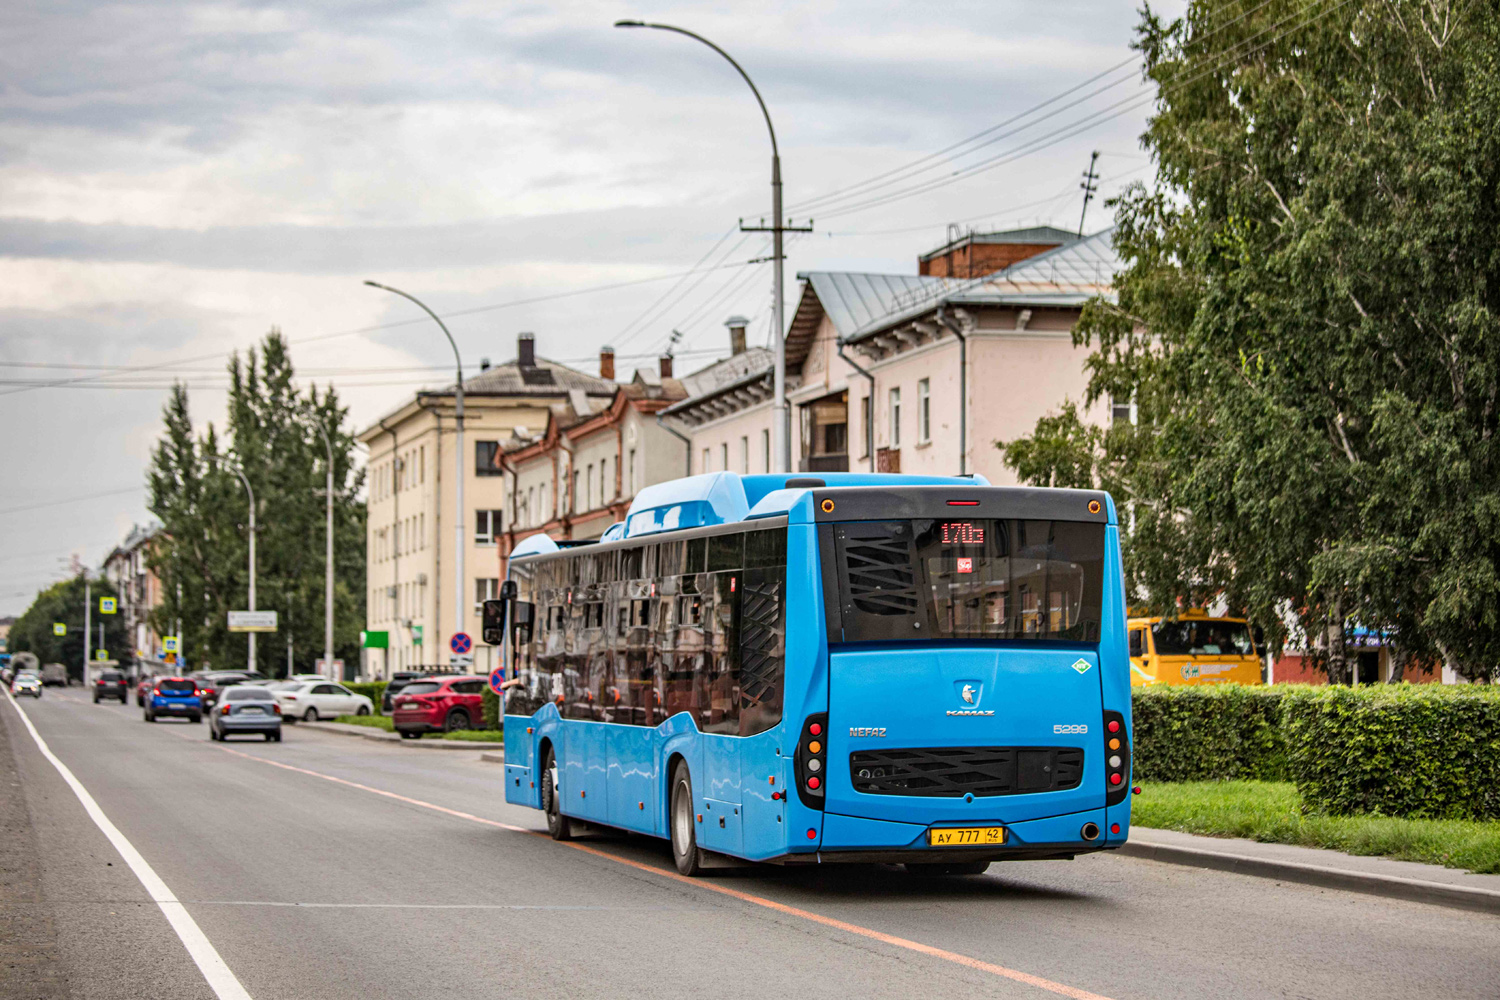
[1281, 685, 1500, 821]
[343, 681, 388, 714]
[1132, 686, 1288, 782]
[481, 687, 500, 729]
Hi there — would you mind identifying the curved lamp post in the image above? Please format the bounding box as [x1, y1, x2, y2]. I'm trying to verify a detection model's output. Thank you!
[364, 281, 466, 647]
[614, 19, 792, 473]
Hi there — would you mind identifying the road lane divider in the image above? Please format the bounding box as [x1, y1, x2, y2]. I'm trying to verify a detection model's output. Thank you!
[3, 690, 254, 1000]
[204, 738, 1118, 1000]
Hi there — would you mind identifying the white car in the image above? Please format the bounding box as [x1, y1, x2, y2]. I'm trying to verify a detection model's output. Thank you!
[273, 681, 372, 722]
[11, 673, 42, 698]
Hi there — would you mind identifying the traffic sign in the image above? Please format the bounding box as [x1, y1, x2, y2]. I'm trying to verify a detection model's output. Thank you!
[99, 597, 117, 614]
[228, 610, 278, 633]
[488, 667, 507, 696]
[52, 622, 67, 636]
[449, 653, 474, 669]
[162, 635, 179, 653]
[449, 632, 472, 655]
[95, 648, 109, 662]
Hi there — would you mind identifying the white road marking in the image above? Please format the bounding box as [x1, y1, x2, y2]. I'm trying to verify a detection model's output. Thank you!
[3, 689, 254, 1000]
[185, 901, 709, 910]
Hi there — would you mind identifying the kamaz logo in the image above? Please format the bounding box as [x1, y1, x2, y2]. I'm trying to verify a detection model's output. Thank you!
[947, 709, 995, 716]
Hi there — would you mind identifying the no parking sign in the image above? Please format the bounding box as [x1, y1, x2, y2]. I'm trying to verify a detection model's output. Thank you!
[489, 667, 506, 696]
[450, 632, 472, 655]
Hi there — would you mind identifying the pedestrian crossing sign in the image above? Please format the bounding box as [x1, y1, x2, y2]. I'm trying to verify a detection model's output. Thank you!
[163, 636, 179, 653]
[100, 597, 117, 614]
[53, 622, 66, 636]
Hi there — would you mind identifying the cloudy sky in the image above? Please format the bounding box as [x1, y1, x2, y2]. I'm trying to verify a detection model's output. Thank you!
[0, 0, 1179, 615]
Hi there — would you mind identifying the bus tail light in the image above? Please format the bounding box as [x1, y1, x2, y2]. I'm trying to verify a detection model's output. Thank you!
[794, 713, 828, 809]
[1103, 709, 1130, 805]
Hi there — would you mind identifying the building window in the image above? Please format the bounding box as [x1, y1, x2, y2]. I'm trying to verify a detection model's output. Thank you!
[721, 442, 728, 471]
[859, 395, 871, 458]
[628, 448, 638, 493]
[474, 577, 499, 609]
[476, 441, 503, 477]
[918, 378, 931, 443]
[761, 429, 770, 473]
[889, 387, 902, 447]
[475, 510, 502, 544]
[420, 445, 425, 484]
[540, 483, 549, 522]
[740, 436, 749, 473]
[701, 447, 710, 473]
[527, 487, 536, 527]
[1111, 395, 1138, 426]
[572, 469, 580, 512]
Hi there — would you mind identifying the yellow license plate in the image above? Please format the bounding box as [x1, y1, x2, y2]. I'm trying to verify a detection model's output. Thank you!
[927, 826, 1007, 847]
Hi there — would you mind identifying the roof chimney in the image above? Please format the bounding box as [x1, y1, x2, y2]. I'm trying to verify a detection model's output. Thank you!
[659, 354, 673, 378]
[599, 345, 615, 381]
[518, 332, 536, 368]
[725, 315, 749, 356]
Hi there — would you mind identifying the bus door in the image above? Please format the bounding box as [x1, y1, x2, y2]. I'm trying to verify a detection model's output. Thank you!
[822, 517, 1106, 826]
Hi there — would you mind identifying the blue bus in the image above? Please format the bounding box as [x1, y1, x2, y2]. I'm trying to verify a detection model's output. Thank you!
[499, 472, 1132, 875]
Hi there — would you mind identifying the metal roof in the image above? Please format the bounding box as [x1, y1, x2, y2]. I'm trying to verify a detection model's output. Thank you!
[796, 271, 960, 336]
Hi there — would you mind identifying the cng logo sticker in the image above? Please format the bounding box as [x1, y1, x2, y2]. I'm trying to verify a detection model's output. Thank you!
[1071, 658, 1093, 675]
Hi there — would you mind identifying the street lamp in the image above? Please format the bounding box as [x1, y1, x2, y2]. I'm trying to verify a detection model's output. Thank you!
[364, 281, 466, 646]
[614, 19, 799, 474]
[306, 411, 337, 681]
[229, 465, 257, 672]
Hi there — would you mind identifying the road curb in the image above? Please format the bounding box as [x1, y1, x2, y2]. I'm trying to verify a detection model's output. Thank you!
[295, 721, 503, 750]
[1119, 839, 1500, 914]
[479, 752, 505, 764]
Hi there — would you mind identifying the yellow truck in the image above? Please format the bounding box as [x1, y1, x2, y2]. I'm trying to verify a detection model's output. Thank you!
[1127, 612, 1263, 686]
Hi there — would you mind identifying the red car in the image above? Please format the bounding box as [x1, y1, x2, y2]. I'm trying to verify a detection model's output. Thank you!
[391, 676, 487, 738]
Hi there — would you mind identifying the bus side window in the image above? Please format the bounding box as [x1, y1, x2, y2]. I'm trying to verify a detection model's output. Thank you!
[1129, 629, 1144, 657]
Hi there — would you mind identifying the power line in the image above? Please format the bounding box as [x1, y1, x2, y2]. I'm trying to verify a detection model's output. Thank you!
[808, 0, 1351, 221]
[0, 255, 766, 399]
[0, 486, 142, 517]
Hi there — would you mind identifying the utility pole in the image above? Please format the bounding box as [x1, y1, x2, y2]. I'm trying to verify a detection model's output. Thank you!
[307, 414, 337, 681]
[1078, 150, 1101, 238]
[231, 466, 257, 672]
[83, 575, 91, 682]
[614, 19, 811, 474]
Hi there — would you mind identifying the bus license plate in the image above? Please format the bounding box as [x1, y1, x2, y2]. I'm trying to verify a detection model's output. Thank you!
[928, 826, 1006, 847]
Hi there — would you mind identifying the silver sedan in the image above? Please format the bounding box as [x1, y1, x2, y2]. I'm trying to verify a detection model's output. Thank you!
[209, 686, 283, 742]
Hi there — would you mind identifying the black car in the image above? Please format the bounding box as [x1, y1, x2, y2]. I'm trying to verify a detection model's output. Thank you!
[92, 669, 130, 703]
[191, 670, 263, 708]
[381, 671, 428, 713]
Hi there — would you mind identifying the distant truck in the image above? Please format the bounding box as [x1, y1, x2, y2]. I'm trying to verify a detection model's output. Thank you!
[41, 662, 69, 687]
[11, 651, 39, 677]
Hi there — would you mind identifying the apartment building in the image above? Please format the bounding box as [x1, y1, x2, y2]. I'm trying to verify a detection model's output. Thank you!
[102, 522, 164, 670]
[358, 333, 615, 680]
[663, 226, 1121, 483]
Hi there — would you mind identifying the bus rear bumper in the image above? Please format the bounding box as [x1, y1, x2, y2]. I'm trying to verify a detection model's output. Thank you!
[768, 804, 1119, 865]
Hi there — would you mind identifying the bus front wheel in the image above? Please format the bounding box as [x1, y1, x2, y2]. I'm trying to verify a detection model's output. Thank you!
[670, 762, 704, 876]
[542, 748, 572, 842]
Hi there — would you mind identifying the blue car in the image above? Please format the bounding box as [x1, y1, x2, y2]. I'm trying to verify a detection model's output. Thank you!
[143, 677, 202, 723]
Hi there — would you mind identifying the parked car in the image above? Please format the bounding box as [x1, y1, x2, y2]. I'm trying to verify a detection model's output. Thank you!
[41, 662, 69, 687]
[92, 669, 129, 703]
[209, 686, 281, 742]
[143, 677, 202, 723]
[381, 670, 428, 712]
[273, 681, 373, 722]
[391, 676, 487, 738]
[11, 673, 42, 698]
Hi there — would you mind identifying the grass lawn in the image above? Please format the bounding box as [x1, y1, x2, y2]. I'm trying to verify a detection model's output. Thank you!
[334, 714, 393, 731]
[1135, 780, 1500, 875]
[440, 729, 503, 742]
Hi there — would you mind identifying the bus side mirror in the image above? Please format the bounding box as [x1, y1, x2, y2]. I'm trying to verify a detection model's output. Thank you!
[482, 600, 507, 645]
[1128, 630, 1143, 657]
[512, 601, 535, 645]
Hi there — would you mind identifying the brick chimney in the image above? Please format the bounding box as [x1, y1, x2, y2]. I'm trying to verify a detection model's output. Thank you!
[724, 315, 748, 355]
[518, 332, 536, 367]
[659, 354, 673, 378]
[599, 345, 615, 381]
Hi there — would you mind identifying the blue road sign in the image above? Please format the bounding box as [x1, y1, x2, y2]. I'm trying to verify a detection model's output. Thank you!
[450, 632, 472, 655]
[489, 668, 506, 696]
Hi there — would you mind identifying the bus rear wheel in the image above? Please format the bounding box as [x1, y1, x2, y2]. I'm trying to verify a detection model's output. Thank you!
[541, 748, 572, 842]
[904, 860, 991, 876]
[670, 762, 704, 877]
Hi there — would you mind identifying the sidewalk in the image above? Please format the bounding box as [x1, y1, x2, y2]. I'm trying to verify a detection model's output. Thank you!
[295, 719, 504, 751]
[1124, 826, 1500, 914]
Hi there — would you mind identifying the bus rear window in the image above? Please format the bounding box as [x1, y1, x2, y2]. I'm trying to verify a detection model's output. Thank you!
[831, 518, 1105, 643]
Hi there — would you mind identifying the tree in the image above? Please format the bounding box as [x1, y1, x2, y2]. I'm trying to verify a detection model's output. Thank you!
[1002, 1, 1500, 681]
[147, 330, 367, 676]
[7, 575, 128, 681]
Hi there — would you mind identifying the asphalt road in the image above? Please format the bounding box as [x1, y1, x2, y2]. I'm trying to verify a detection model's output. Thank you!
[4, 687, 1497, 1000]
